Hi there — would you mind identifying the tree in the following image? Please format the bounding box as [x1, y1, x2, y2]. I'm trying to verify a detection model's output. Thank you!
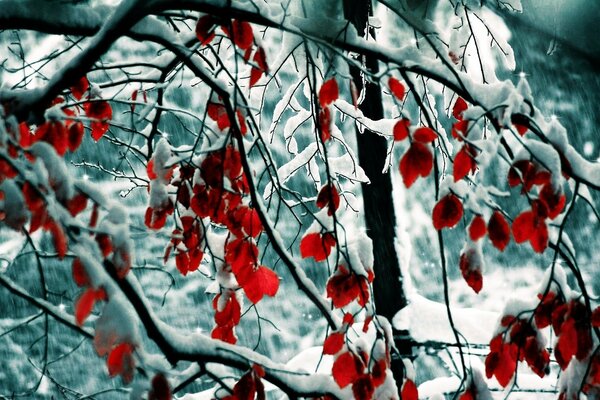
[0, 0, 599, 399]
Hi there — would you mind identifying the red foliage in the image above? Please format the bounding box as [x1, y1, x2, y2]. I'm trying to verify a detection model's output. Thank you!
[35, 120, 68, 155]
[412, 127, 438, 143]
[319, 106, 333, 142]
[195, 15, 218, 45]
[300, 232, 336, 262]
[70, 76, 89, 100]
[75, 287, 107, 326]
[468, 215, 487, 241]
[453, 144, 478, 181]
[432, 193, 463, 230]
[393, 118, 410, 141]
[107, 342, 135, 383]
[452, 97, 468, 120]
[84, 100, 112, 141]
[250, 47, 268, 87]
[388, 77, 405, 100]
[316, 184, 340, 216]
[319, 78, 339, 108]
[332, 352, 363, 388]
[400, 142, 433, 188]
[401, 379, 418, 400]
[326, 265, 369, 308]
[222, 20, 254, 50]
[149, 374, 172, 400]
[459, 247, 483, 294]
[512, 208, 548, 253]
[323, 332, 345, 355]
[72, 259, 90, 287]
[488, 211, 510, 251]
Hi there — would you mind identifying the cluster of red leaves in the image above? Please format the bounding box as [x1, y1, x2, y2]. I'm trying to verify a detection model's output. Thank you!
[164, 215, 204, 276]
[15, 77, 111, 159]
[331, 347, 389, 400]
[207, 101, 248, 135]
[148, 374, 172, 400]
[542, 296, 593, 370]
[145, 152, 175, 230]
[316, 183, 340, 216]
[195, 17, 268, 87]
[398, 126, 438, 188]
[485, 316, 550, 386]
[508, 160, 566, 253]
[450, 97, 479, 181]
[318, 78, 339, 142]
[211, 290, 241, 344]
[300, 231, 336, 262]
[459, 245, 483, 294]
[106, 342, 136, 384]
[225, 237, 279, 305]
[72, 258, 108, 326]
[221, 365, 266, 400]
[326, 265, 370, 309]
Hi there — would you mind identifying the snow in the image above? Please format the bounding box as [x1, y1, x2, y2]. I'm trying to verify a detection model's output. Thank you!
[392, 294, 498, 346]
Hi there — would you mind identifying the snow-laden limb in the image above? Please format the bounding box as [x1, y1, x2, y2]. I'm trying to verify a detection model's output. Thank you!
[392, 293, 498, 346]
[0, 272, 94, 339]
[0, 0, 106, 35]
[110, 260, 344, 399]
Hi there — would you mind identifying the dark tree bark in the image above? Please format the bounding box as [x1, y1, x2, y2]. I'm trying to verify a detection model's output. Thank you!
[342, 0, 411, 389]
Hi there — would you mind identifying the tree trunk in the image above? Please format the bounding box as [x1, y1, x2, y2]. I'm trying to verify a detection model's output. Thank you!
[342, 0, 411, 389]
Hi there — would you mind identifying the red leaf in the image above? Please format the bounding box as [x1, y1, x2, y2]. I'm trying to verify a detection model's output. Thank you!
[319, 78, 339, 108]
[323, 332, 345, 355]
[233, 371, 256, 400]
[72, 258, 90, 287]
[67, 121, 85, 152]
[432, 194, 463, 230]
[453, 144, 477, 181]
[67, 193, 88, 217]
[316, 184, 340, 216]
[107, 342, 135, 383]
[84, 101, 112, 141]
[48, 220, 68, 259]
[96, 233, 113, 257]
[149, 374, 172, 400]
[223, 20, 254, 50]
[393, 118, 410, 141]
[250, 47, 268, 87]
[70, 76, 89, 100]
[213, 293, 241, 327]
[332, 352, 362, 388]
[592, 307, 600, 327]
[175, 251, 190, 276]
[226, 238, 259, 282]
[459, 248, 483, 294]
[241, 207, 262, 238]
[401, 379, 418, 400]
[452, 97, 468, 120]
[242, 265, 279, 304]
[512, 210, 548, 253]
[511, 114, 529, 136]
[412, 127, 438, 143]
[319, 107, 332, 142]
[488, 211, 510, 251]
[485, 341, 516, 386]
[539, 184, 566, 220]
[37, 121, 68, 156]
[326, 266, 369, 308]
[352, 375, 374, 400]
[207, 102, 230, 131]
[452, 119, 469, 140]
[211, 325, 237, 344]
[195, 15, 218, 45]
[75, 288, 98, 326]
[399, 142, 433, 188]
[300, 232, 336, 262]
[388, 77, 405, 100]
[468, 215, 487, 241]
